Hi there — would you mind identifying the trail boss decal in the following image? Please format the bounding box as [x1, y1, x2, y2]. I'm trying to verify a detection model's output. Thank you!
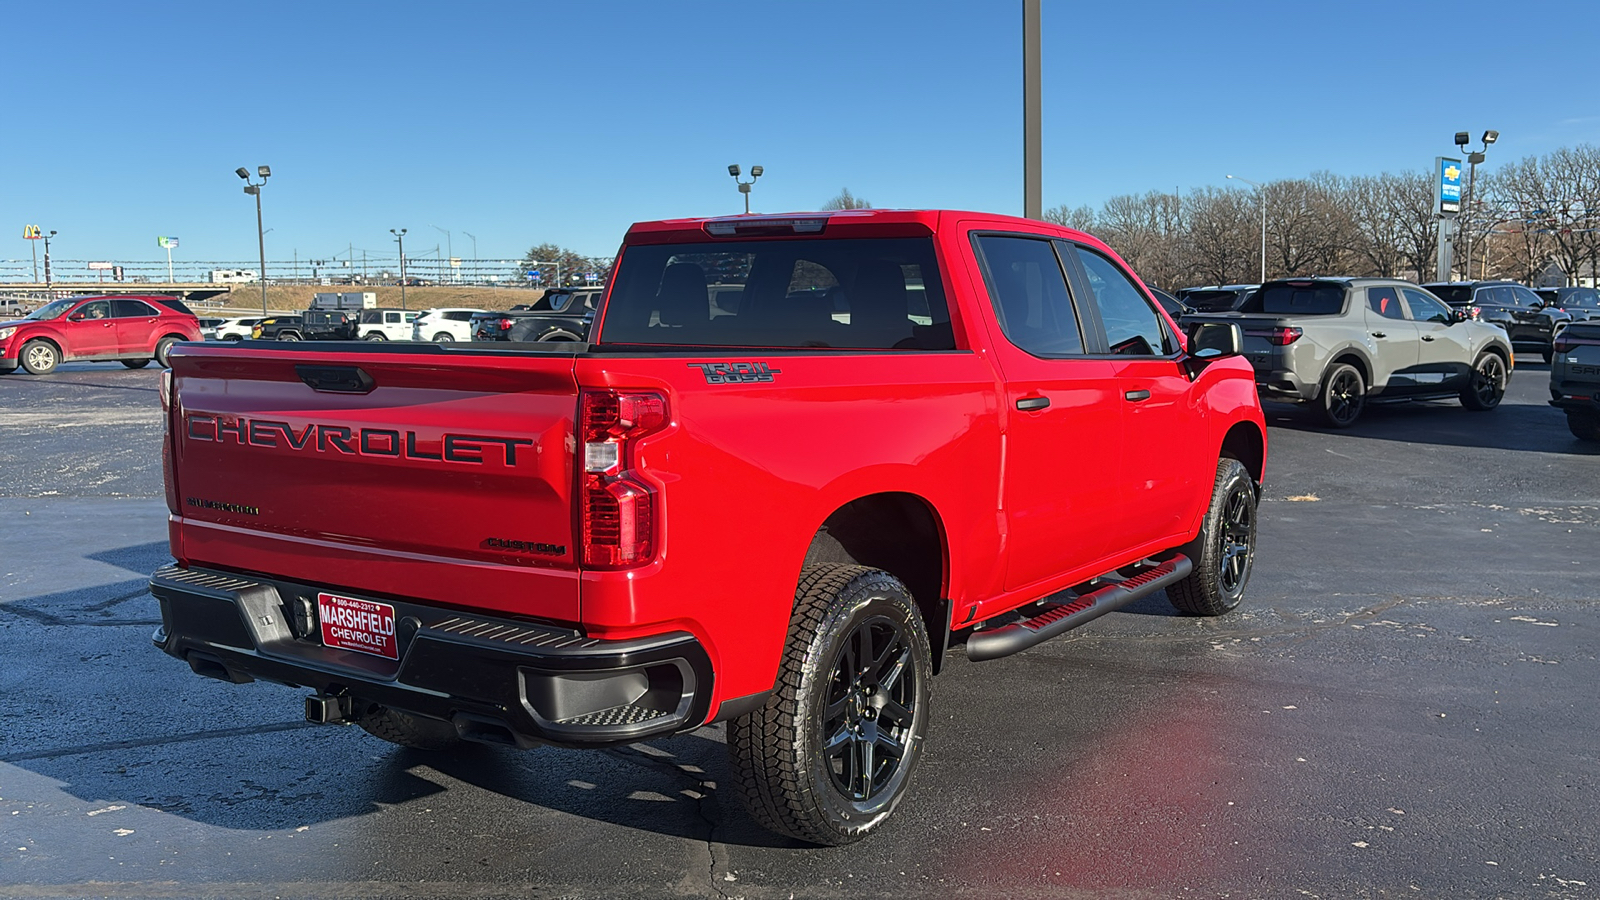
[185, 415, 532, 466]
[688, 361, 782, 384]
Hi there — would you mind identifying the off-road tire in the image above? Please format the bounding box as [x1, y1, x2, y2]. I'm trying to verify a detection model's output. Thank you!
[1568, 410, 1600, 443]
[357, 706, 461, 750]
[121, 359, 152, 369]
[153, 336, 180, 367]
[727, 564, 932, 846]
[1318, 363, 1365, 427]
[364, 332, 386, 341]
[1460, 351, 1507, 411]
[1168, 458, 1258, 616]
[279, 331, 301, 341]
[20, 340, 59, 375]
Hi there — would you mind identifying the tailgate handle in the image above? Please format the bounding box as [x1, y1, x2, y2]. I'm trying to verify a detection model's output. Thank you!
[296, 365, 375, 394]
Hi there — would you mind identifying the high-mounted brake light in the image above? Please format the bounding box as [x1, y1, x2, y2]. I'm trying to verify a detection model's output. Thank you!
[704, 216, 829, 237]
[579, 390, 669, 568]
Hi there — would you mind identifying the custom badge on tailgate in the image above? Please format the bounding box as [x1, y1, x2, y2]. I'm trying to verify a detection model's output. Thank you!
[687, 361, 782, 384]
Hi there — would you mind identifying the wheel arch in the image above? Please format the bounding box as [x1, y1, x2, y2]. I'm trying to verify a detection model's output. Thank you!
[803, 492, 951, 672]
[1326, 348, 1372, 386]
[1219, 419, 1265, 487]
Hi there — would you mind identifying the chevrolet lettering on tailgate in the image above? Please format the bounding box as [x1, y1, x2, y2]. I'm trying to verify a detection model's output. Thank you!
[185, 415, 533, 465]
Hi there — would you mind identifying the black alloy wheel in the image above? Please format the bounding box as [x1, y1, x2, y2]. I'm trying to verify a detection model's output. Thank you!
[727, 564, 932, 845]
[1217, 485, 1255, 597]
[1169, 457, 1257, 616]
[821, 614, 920, 803]
[1319, 364, 1365, 428]
[1461, 352, 1507, 410]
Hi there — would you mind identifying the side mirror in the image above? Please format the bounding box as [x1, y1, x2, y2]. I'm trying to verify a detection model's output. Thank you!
[1182, 322, 1242, 381]
[1187, 321, 1242, 359]
[68, 312, 86, 322]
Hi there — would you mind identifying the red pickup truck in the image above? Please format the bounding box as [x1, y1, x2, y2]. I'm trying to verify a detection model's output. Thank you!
[150, 210, 1266, 844]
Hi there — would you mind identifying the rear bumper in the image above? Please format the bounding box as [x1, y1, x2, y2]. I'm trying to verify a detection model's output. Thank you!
[149, 564, 713, 748]
[1255, 368, 1314, 401]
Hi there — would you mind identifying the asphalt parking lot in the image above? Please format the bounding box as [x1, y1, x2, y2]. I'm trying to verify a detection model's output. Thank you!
[2, 357, 1597, 899]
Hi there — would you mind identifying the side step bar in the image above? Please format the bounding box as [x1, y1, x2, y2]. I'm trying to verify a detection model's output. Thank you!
[965, 555, 1192, 662]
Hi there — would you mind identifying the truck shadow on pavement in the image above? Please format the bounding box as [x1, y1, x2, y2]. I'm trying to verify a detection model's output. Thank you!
[1, 541, 800, 847]
[1262, 397, 1600, 456]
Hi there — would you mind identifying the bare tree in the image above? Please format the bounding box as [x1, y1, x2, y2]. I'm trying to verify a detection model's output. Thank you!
[1184, 187, 1255, 285]
[1043, 204, 1097, 231]
[1346, 174, 1408, 277]
[821, 188, 871, 210]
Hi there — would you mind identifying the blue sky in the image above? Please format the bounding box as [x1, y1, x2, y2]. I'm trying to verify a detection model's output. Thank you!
[4, 0, 1597, 267]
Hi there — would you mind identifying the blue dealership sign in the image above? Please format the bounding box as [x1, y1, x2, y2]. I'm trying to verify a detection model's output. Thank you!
[1436, 156, 1463, 215]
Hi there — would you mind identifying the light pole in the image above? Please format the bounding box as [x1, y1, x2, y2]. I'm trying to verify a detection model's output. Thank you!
[431, 224, 453, 283]
[391, 229, 408, 309]
[1227, 174, 1267, 284]
[1454, 130, 1498, 280]
[236, 165, 271, 314]
[463, 231, 477, 283]
[42, 230, 58, 288]
[1023, 0, 1042, 219]
[728, 164, 763, 214]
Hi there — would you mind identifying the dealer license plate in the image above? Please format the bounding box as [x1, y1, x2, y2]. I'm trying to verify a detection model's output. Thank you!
[317, 592, 398, 660]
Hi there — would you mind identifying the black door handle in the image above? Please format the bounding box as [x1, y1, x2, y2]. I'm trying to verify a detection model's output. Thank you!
[1421, 335, 1435, 341]
[1016, 396, 1050, 411]
[1370, 331, 1387, 338]
[1125, 389, 1151, 402]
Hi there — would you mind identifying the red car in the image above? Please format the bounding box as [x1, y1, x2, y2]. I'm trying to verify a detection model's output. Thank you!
[0, 294, 202, 375]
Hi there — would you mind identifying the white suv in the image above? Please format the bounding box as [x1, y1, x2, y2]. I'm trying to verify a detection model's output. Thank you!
[209, 317, 263, 341]
[357, 309, 421, 341]
[411, 308, 485, 342]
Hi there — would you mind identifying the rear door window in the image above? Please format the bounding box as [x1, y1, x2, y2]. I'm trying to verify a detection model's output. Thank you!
[602, 238, 952, 349]
[112, 299, 159, 318]
[972, 235, 1084, 356]
[1367, 287, 1405, 320]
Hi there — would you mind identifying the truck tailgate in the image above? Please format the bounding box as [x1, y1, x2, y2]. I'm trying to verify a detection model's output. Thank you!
[168, 344, 582, 622]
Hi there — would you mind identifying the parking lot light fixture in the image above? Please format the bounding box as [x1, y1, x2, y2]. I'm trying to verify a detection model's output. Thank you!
[729, 164, 762, 214]
[1227, 174, 1267, 284]
[42, 230, 58, 289]
[391, 229, 408, 309]
[1455, 130, 1499, 279]
[237, 165, 271, 314]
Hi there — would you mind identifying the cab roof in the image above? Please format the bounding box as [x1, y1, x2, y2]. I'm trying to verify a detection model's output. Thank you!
[623, 209, 1102, 247]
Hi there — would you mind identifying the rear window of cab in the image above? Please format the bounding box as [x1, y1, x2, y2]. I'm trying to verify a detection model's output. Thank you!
[601, 237, 955, 350]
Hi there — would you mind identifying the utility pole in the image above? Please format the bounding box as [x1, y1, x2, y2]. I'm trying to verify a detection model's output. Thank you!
[1023, 0, 1042, 219]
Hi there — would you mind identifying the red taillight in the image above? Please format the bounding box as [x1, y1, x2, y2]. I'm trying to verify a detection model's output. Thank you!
[161, 369, 179, 516]
[579, 390, 669, 568]
[1468, 306, 1482, 320]
[1243, 326, 1302, 345]
[497, 318, 514, 330]
[1554, 336, 1572, 354]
